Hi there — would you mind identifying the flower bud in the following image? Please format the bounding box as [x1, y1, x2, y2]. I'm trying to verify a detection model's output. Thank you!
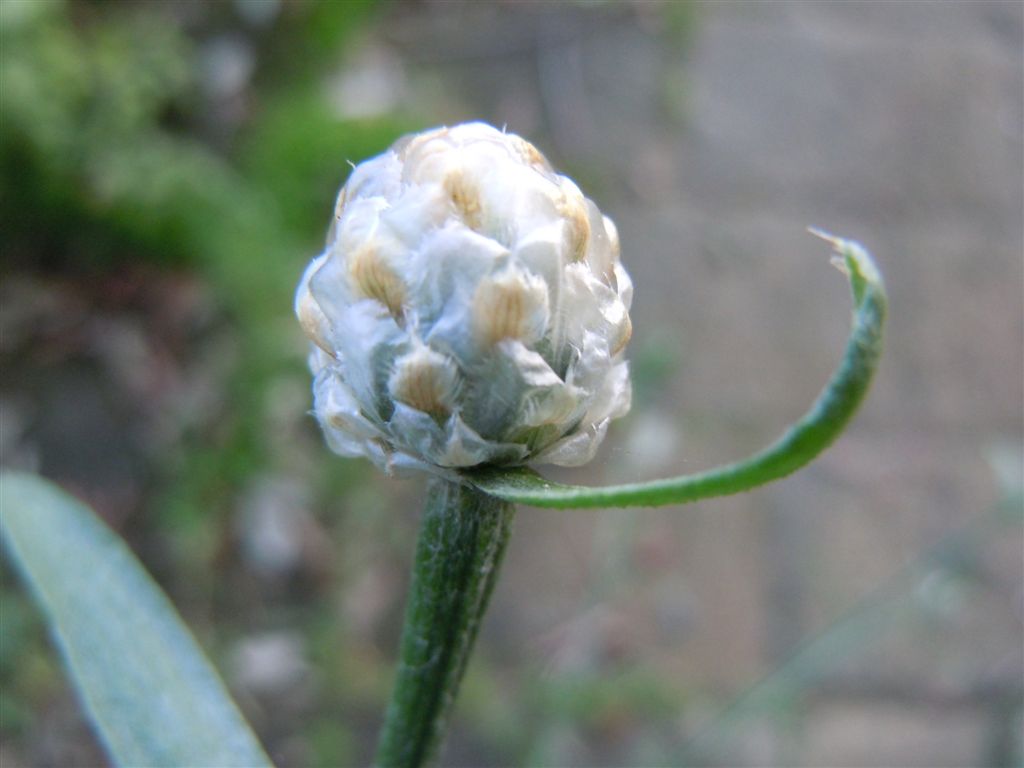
[296, 122, 633, 474]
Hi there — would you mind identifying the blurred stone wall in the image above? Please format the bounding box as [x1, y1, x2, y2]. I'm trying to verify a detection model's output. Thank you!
[368, 2, 1023, 765]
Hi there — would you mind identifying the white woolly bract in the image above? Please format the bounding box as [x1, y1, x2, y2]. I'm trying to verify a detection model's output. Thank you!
[296, 122, 633, 474]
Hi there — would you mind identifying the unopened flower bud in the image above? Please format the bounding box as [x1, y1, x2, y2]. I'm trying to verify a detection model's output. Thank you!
[296, 122, 633, 474]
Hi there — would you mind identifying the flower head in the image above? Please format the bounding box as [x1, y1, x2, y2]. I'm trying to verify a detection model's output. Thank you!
[296, 122, 633, 474]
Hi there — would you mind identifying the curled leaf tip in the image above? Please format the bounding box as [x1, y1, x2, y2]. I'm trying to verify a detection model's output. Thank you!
[808, 226, 885, 299]
[807, 226, 852, 276]
[806, 225, 843, 247]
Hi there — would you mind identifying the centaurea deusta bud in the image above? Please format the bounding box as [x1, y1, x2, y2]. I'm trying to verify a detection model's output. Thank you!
[296, 122, 633, 474]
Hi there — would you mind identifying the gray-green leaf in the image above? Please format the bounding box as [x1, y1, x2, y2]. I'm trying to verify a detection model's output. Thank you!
[0, 472, 272, 768]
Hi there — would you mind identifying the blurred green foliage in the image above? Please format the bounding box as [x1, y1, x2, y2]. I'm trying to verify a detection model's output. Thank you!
[0, 0, 415, 519]
[1, 1, 196, 269]
[0, 0, 393, 273]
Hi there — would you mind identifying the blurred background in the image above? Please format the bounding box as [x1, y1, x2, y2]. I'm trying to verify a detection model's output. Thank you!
[1, 1, 1021, 766]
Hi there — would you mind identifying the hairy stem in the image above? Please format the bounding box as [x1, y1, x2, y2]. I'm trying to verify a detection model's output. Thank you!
[375, 479, 516, 768]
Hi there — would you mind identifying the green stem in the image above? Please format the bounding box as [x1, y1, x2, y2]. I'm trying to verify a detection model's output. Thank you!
[375, 479, 516, 768]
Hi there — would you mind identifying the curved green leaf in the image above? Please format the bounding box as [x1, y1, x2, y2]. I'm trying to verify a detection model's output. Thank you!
[0, 472, 272, 768]
[466, 231, 887, 508]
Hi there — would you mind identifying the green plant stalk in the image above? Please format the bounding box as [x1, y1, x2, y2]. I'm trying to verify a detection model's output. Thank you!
[376, 479, 516, 768]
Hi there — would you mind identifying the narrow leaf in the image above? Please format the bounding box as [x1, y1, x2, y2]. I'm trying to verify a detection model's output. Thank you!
[0, 472, 272, 768]
[466, 232, 887, 508]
